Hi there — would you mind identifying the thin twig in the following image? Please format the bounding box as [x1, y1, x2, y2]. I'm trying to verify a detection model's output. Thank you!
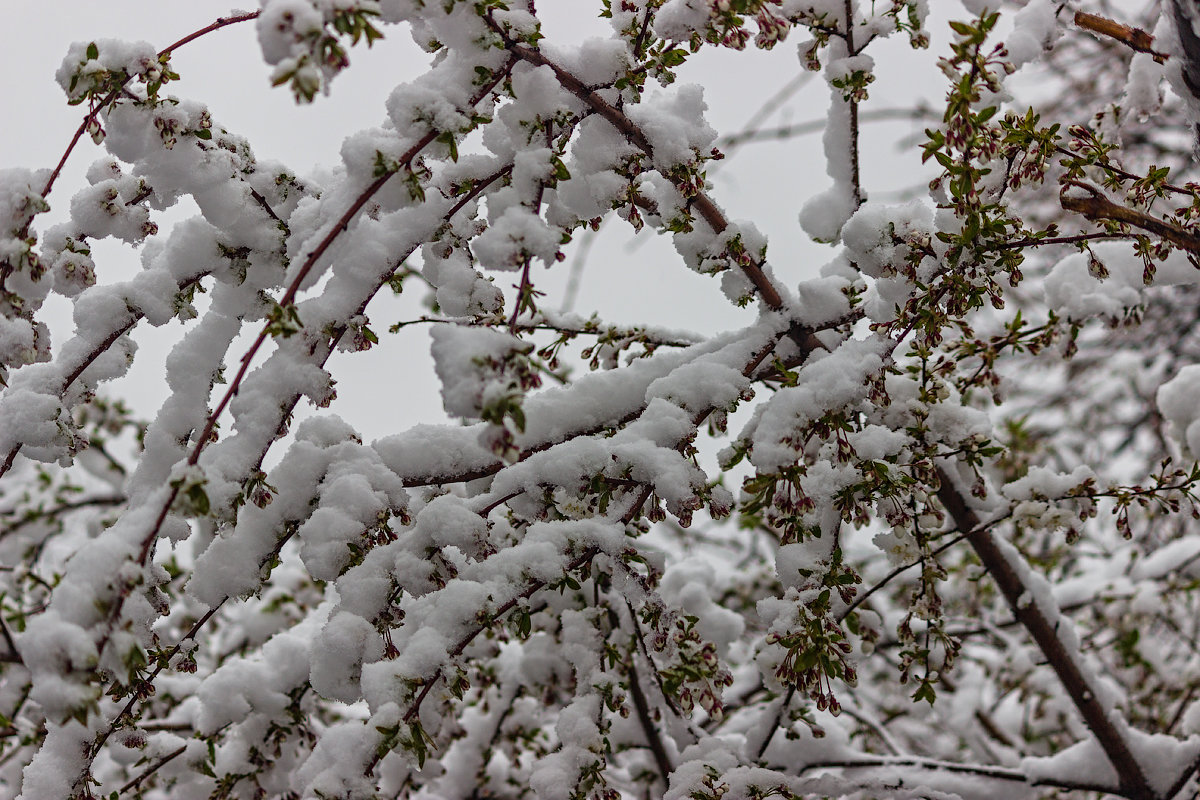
[717, 106, 933, 149]
[626, 645, 674, 789]
[118, 743, 188, 796]
[0, 494, 124, 541]
[837, 533, 968, 623]
[483, 18, 788, 314]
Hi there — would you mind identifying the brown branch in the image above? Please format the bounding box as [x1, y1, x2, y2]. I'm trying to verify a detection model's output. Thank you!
[0, 615, 20, 665]
[753, 687, 794, 761]
[180, 61, 515, 479]
[248, 187, 284, 225]
[365, 318, 791, 782]
[799, 754, 1123, 794]
[0, 494, 124, 541]
[1055, 148, 1200, 199]
[716, 106, 934, 149]
[626, 643, 674, 789]
[89, 603, 223, 763]
[836, 533, 968, 623]
[391, 315, 699, 349]
[935, 467, 1155, 800]
[397, 311, 856, 492]
[1073, 11, 1167, 64]
[1060, 182, 1200, 254]
[843, 0, 863, 208]
[996, 232, 1135, 250]
[158, 12, 260, 54]
[0, 258, 202, 482]
[80, 158, 523, 785]
[364, 545, 603, 774]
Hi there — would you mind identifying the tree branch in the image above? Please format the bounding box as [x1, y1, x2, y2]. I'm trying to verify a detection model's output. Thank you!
[483, 18, 789, 314]
[1060, 181, 1200, 253]
[1073, 11, 1167, 63]
[936, 466, 1156, 800]
[41, 11, 261, 201]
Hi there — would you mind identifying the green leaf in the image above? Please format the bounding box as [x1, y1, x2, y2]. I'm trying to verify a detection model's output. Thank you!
[551, 157, 570, 181]
[86, 42, 99, 61]
[661, 48, 686, 67]
[437, 130, 458, 162]
[188, 484, 210, 516]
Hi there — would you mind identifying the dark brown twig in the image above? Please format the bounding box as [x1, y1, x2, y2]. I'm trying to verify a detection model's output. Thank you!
[118, 743, 188, 796]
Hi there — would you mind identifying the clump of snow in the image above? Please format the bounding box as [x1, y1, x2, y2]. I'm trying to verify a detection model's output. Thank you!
[55, 38, 159, 104]
[841, 200, 935, 279]
[1044, 242, 1200, 319]
[1005, 0, 1060, 68]
[1158, 364, 1200, 458]
[626, 84, 716, 169]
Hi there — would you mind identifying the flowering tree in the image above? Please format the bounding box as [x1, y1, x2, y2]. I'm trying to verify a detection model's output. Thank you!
[6, 0, 1200, 798]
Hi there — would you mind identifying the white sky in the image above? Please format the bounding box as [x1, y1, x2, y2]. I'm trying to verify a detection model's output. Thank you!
[1, 2, 941, 444]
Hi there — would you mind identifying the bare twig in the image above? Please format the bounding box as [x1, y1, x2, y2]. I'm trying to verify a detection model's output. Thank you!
[717, 106, 933, 149]
[1073, 11, 1167, 63]
[118, 743, 188, 796]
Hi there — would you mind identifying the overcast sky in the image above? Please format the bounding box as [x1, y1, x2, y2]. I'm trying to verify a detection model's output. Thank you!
[1, 2, 942, 444]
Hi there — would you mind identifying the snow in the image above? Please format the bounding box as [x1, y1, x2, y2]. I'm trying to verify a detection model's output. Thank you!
[473, 204, 562, 270]
[841, 200, 935, 279]
[626, 84, 717, 169]
[1161, 364, 1200, 458]
[4, 3, 1200, 798]
[1004, 0, 1059, 68]
[1045, 241, 1200, 320]
[749, 336, 891, 472]
[55, 38, 159, 104]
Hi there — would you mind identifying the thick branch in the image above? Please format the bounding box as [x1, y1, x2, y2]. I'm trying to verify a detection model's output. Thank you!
[1060, 182, 1200, 253]
[935, 467, 1155, 800]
